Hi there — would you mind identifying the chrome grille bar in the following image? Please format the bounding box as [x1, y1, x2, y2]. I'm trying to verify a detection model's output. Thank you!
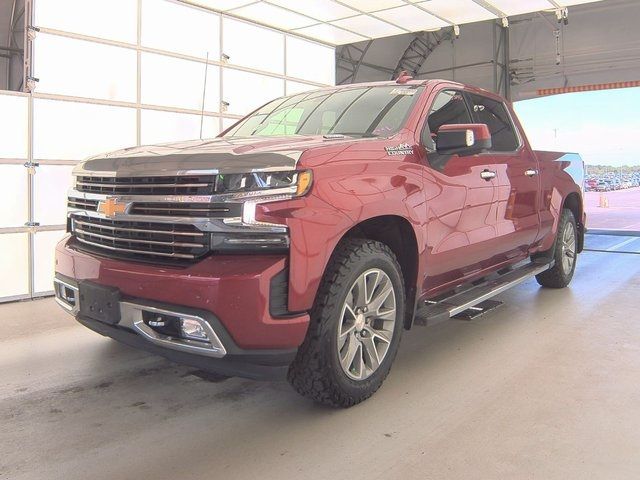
[77, 182, 210, 189]
[132, 206, 230, 213]
[72, 219, 205, 237]
[70, 214, 210, 262]
[74, 227, 206, 248]
[75, 237, 196, 259]
[75, 175, 217, 196]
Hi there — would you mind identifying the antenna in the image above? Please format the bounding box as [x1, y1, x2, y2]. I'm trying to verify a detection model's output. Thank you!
[199, 51, 210, 139]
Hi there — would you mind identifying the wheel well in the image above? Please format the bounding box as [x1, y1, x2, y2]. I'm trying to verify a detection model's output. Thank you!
[342, 215, 419, 329]
[563, 192, 584, 252]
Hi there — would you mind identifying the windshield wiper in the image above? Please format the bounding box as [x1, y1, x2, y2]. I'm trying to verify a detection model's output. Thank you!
[330, 132, 378, 138]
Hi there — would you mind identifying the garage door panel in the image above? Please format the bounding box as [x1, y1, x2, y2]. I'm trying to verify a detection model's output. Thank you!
[33, 99, 137, 160]
[34, 0, 137, 43]
[34, 33, 137, 103]
[286, 36, 335, 85]
[141, 53, 220, 112]
[222, 69, 284, 116]
[0, 94, 28, 159]
[0, 233, 29, 299]
[34, 165, 75, 227]
[141, 110, 220, 145]
[141, 0, 220, 59]
[0, 165, 29, 228]
[222, 18, 284, 75]
[34, 230, 68, 294]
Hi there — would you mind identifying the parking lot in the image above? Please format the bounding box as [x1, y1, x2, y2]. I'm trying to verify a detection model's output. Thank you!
[585, 187, 640, 230]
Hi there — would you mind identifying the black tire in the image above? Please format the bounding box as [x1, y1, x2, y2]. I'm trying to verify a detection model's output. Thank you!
[535, 208, 578, 288]
[287, 238, 405, 408]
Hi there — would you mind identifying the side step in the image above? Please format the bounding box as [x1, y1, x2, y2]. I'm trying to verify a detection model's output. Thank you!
[413, 260, 553, 326]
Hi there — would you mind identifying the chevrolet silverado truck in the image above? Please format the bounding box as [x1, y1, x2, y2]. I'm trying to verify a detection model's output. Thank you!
[54, 78, 585, 407]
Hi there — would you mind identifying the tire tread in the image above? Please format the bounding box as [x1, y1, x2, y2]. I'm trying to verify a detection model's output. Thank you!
[287, 238, 404, 408]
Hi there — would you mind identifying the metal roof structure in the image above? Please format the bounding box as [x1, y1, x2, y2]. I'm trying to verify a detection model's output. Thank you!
[186, 0, 604, 45]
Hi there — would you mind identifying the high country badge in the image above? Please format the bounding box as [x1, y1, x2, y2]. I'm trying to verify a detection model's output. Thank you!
[384, 143, 413, 156]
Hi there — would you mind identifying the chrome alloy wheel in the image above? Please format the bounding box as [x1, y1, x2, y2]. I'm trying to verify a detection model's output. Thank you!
[337, 268, 397, 381]
[561, 221, 577, 274]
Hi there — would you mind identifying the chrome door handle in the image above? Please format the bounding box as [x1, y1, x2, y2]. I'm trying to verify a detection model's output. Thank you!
[525, 169, 538, 177]
[480, 170, 496, 181]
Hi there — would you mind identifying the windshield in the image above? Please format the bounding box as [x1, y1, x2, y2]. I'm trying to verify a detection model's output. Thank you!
[224, 85, 424, 138]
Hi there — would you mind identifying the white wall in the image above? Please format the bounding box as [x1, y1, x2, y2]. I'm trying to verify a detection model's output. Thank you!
[0, 0, 336, 301]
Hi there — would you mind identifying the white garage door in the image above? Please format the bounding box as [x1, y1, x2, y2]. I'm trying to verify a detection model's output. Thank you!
[0, 0, 335, 302]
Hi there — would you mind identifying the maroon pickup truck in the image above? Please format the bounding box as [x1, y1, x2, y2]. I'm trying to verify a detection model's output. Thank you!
[54, 78, 585, 407]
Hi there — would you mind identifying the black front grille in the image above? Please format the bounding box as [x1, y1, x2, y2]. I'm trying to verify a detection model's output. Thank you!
[68, 198, 99, 211]
[129, 202, 242, 218]
[76, 175, 217, 196]
[71, 215, 209, 262]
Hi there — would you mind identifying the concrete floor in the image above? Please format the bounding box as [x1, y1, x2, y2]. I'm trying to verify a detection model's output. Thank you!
[2, 248, 640, 480]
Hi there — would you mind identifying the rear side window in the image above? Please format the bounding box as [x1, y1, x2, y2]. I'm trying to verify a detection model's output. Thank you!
[425, 90, 472, 151]
[467, 93, 519, 152]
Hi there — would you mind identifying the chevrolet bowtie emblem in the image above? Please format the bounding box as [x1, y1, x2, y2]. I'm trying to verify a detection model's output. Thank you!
[97, 198, 128, 217]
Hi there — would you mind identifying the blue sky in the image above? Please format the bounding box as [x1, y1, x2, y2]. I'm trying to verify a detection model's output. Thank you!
[513, 87, 640, 167]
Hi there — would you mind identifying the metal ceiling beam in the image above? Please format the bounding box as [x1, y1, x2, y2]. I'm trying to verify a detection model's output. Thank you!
[391, 28, 453, 80]
[471, 0, 507, 18]
[336, 40, 376, 84]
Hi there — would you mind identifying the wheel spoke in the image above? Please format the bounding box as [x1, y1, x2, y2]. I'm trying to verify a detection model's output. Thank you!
[344, 302, 357, 320]
[376, 307, 396, 322]
[338, 324, 356, 348]
[341, 336, 360, 372]
[361, 336, 380, 371]
[367, 326, 392, 345]
[366, 270, 381, 304]
[354, 274, 368, 307]
[353, 343, 364, 379]
[368, 279, 393, 314]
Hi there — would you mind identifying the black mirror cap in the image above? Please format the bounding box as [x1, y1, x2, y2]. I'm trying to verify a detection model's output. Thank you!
[436, 123, 492, 157]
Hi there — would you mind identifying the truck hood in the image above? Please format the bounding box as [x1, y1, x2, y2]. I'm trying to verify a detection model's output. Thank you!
[74, 135, 361, 177]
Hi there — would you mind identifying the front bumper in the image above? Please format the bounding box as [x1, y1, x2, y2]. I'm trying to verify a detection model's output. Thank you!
[54, 235, 309, 379]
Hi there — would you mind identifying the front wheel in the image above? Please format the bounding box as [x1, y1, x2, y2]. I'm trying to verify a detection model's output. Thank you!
[536, 208, 578, 288]
[287, 238, 405, 408]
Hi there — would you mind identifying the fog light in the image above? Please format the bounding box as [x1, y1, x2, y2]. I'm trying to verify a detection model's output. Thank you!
[180, 318, 209, 342]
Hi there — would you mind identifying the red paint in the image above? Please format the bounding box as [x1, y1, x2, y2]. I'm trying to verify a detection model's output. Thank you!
[56, 80, 584, 350]
[55, 236, 309, 349]
[438, 123, 491, 141]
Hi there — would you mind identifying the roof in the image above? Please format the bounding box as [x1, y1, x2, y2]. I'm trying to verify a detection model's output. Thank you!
[182, 0, 606, 45]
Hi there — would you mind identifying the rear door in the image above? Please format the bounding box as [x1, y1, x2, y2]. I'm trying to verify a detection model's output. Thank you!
[418, 87, 501, 293]
[466, 92, 540, 259]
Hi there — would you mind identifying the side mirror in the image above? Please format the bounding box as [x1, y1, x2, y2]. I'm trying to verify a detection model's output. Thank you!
[436, 124, 492, 156]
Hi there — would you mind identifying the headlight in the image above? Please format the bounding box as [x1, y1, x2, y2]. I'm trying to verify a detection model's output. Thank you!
[218, 170, 312, 197]
[215, 170, 312, 253]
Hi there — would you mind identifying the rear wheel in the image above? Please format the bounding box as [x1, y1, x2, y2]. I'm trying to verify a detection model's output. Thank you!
[536, 208, 578, 288]
[287, 238, 405, 408]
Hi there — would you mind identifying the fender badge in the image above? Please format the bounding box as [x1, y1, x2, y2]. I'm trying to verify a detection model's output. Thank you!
[385, 143, 413, 156]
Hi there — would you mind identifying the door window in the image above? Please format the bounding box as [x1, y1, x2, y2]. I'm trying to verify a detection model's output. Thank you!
[423, 90, 472, 170]
[424, 90, 472, 151]
[467, 93, 519, 152]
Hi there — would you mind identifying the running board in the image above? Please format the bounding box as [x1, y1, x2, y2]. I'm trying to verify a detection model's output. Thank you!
[413, 260, 553, 326]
